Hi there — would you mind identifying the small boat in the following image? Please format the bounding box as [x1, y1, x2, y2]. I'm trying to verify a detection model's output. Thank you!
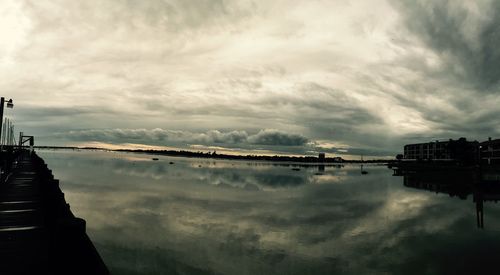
[169, 162, 174, 164]
[291, 168, 301, 171]
[360, 164, 368, 174]
[152, 158, 159, 161]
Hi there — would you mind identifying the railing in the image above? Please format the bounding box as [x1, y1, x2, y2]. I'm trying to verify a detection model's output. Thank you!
[0, 131, 36, 183]
[0, 147, 21, 183]
[0, 116, 17, 183]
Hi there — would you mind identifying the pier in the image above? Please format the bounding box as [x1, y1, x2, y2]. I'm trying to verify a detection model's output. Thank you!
[0, 149, 108, 274]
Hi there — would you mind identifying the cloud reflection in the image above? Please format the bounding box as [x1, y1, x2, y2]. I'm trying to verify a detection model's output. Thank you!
[39, 150, 500, 275]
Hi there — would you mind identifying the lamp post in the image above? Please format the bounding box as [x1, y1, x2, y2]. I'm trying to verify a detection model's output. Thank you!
[0, 97, 14, 148]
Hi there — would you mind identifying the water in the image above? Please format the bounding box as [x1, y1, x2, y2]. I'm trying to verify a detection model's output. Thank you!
[37, 150, 500, 275]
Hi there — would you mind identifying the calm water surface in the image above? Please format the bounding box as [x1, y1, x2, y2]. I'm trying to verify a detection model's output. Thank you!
[38, 150, 500, 275]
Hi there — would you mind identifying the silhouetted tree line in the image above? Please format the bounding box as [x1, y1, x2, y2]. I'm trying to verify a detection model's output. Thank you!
[33, 146, 390, 163]
[112, 149, 390, 163]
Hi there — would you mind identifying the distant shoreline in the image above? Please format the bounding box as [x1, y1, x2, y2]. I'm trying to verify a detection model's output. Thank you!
[34, 146, 392, 164]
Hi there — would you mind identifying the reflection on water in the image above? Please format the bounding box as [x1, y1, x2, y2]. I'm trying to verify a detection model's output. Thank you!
[38, 150, 500, 275]
[394, 169, 500, 229]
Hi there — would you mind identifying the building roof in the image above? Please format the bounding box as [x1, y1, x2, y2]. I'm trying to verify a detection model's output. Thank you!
[405, 138, 478, 148]
[480, 139, 500, 146]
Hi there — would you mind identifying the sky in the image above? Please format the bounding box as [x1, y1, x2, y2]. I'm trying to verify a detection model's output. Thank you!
[1, 0, 499, 158]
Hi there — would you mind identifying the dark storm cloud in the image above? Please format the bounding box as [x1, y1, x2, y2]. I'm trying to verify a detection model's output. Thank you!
[251, 82, 383, 135]
[392, 0, 500, 89]
[426, 109, 500, 137]
[247, 129, 308, 146]
[59, 128, 309, 147]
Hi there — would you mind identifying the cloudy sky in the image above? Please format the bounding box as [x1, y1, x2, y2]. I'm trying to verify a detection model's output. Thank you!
[1, 0, 499, 158]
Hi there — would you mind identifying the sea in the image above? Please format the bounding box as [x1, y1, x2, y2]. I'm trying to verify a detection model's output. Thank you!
[38, 149, 500, 275]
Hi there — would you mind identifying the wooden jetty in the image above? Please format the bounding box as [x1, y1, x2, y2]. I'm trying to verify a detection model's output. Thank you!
[0, 150, 108, 275]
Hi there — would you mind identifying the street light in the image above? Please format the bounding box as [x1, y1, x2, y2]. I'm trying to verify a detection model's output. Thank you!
[6, 99, 13, 109]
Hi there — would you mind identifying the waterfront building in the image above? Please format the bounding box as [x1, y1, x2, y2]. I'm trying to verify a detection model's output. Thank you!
[403, 137, 480, 164]
[480, 137, 500, 165]
[318, 152, 325, 162]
